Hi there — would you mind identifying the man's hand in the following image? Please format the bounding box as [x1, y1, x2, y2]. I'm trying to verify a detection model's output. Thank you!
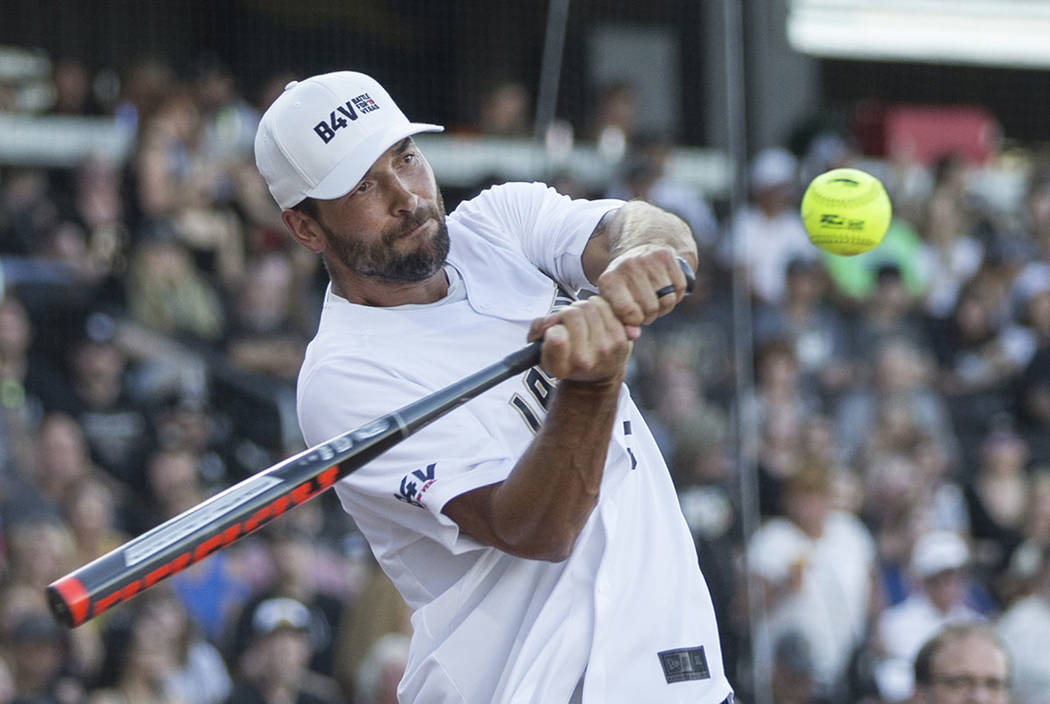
[581, 201, 698, 327]
[527, 297, 633, 383]
[598, 244, 692, 327]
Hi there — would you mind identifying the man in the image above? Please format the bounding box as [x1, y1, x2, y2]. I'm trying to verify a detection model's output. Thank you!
[912, 623, 1010, 704]
[225, 597, 343, 704]
[874, 530, 983, 702]
[745, 462, 876, 699]
[254, 71, 732, 703]
[997, 544, 1050, 704]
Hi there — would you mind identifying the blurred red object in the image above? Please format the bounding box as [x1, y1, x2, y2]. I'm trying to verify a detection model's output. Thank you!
[852, 100, 1001, 165]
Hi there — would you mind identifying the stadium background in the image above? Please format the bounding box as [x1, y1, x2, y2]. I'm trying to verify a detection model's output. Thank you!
[2, 1, 1050, 703]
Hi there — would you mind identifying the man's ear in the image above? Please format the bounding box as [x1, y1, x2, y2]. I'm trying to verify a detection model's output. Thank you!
[282, 209, 327, 254]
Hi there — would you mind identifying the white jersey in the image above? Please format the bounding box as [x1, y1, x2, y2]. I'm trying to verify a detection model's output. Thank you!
[297, 182, 732, 704]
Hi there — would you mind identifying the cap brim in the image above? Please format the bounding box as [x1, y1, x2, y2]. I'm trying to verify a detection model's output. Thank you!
[307, 122, 444, 202]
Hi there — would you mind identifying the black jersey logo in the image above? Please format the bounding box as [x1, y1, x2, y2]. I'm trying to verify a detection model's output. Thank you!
[508, 283, 575, 433]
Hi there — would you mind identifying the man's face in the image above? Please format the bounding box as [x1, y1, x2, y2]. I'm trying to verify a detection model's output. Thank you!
[921, 634, 1009, 704]
[311, 138, 449, 283]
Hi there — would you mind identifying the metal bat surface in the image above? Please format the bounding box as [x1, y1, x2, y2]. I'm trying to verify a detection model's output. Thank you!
[47, 259, 694, 627]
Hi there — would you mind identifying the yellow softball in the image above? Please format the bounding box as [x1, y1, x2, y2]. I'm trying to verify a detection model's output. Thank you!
[800, 168, 892, 256]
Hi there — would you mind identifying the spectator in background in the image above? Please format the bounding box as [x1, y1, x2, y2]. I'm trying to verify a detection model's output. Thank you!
[587, 80, 639, 159]
[3, 518, 74, 599]
[124, 230, 225, 343]
[747, 463, 877, 699]
[332, 566, 412, 700]
[60, 476, 125, 570]
[191, 55, 260, 162]
[720, 147, 817, 306]
[7, 612, 83, 704]
[0, 412, 97, 528]
[917, 189, 984, 321]
[834, 336, 957, 465]
[606, 137, 719, 251]
[997, 545, 1050, 704]
[130, 447, 249, 643]
[769, 631, 828, 704]
[52, 317, 151, 489]
[0, 657, 13, 704]
[964, 423, 1030, 598]
[225, 597, 342, 704]
[224, 251, 308, 381]
[353, 633, 410, 704]
[1022, 170, 1050, 263]
[474, 79, 531, 138]
[114, 57, 176, 135]
[911, 623, 1010, 704]
[863, 451, 927, 603]
[148, 393, 229, 487]
[1016, 333, 1050, 466]
[930, 280, 1030, 457]
[820, 217, 928, 307]
[850, 263, 933, 376]
[740, 339, 822, 515]
[753, 256, 854, 401]
[1, 518, 105, 691]
[227, 521, 349, 679]
[1002, 469, 1050, 600]
[70, 155, 129, 304]
[48, 57, 101, 117]
[132, 589, 232, 704]
[0, 167, 59, 257]
[0, 294, 62, 470]
[871, 530, 982, 703]
[89, 605, 184, 704]
[134, 88, 246, 291]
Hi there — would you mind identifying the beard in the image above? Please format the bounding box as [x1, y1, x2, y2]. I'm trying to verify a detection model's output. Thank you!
[319, 195, 450, 283]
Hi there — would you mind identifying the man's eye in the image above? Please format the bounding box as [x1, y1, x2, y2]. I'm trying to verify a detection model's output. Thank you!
[403, 152, 416, 163]
[356, 182, 371, 194]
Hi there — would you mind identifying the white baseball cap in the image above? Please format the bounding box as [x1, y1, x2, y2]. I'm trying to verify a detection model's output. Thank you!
[254, 71, 444, 209]
[251, 597, 311, 636]
[910, 530, 970, 579]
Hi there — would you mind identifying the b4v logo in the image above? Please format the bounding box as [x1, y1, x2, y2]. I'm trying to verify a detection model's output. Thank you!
[395, 463, 436, 508]
[314, 93, 380, 144]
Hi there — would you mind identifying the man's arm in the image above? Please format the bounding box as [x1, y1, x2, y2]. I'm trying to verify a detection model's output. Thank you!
[442, 200, 697, 562]
[442, 297, 629, 561]
[582, 200, 699, 327]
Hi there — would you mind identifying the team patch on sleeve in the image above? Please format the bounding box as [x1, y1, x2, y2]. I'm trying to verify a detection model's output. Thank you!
[394, 463, 437, 508]
[657, 645, 710, 684]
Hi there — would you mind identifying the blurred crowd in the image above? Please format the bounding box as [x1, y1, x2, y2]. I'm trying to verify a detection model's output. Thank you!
[2, 52, 1050, 704]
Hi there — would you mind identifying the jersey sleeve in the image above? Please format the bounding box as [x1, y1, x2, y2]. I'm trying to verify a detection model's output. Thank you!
[450, 182, 623, 294]
[298, 353, 515, 555]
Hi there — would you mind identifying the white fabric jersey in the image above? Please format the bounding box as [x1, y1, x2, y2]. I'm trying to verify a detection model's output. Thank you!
[297, 182, 732, 704]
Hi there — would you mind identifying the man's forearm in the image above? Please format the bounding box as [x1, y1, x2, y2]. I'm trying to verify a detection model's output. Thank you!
[583, 201, 698, 285]
[486, 377, 622, 561]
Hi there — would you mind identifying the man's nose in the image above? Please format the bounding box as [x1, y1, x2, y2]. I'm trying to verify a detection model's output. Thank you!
[389, 177, 419, 214]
